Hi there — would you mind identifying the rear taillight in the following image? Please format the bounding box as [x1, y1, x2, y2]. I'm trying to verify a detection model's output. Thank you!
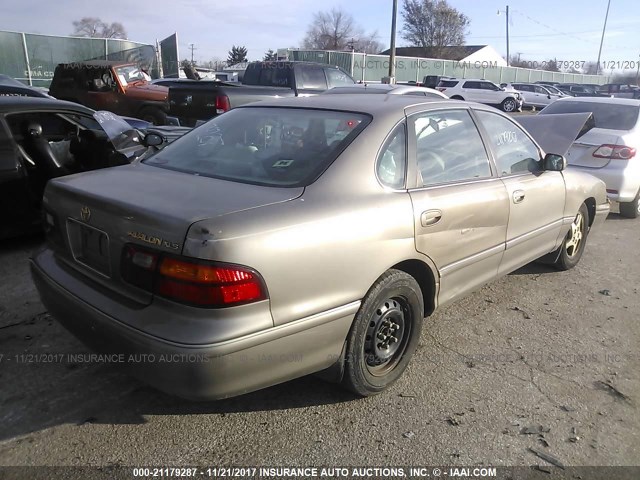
[121, 244, 266, 308]
[215, 95, 230, 114]
[592, 144, 636, 160]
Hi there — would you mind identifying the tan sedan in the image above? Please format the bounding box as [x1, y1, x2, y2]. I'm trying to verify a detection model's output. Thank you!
[31, 95, 609, 399]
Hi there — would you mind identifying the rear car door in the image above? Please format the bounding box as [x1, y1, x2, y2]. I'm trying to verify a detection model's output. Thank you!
[473, 109, 565, 274]
[461, 81, 484, 102]
[405, 107, 509, 306]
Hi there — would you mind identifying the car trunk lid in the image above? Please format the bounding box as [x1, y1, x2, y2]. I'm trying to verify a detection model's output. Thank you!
[566, 128, 625, 168]
[44, 163, 303, 304]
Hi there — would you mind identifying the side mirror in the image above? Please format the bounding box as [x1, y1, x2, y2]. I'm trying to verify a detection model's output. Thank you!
[143, 133, 164, 147]
[547, 94, 552, 99]
[543, 153, 566, 171]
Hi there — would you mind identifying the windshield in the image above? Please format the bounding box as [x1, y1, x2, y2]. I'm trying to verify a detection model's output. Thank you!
[545, 86, 563, 95]
[144, 107, 371, 187]
[540, 101, 640, 130]
[115, 65, 151, 86]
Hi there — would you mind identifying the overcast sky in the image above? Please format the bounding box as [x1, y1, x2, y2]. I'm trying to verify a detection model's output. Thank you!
[2, 0, 639, 73]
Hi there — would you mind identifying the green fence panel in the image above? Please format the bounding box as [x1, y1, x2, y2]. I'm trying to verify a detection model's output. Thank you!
[0, 31, 27, 82]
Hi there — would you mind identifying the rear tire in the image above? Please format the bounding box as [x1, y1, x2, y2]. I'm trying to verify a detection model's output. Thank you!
[619, 190, 640, 218]
[341, 270, 423, 397]
[554, 203, 589, 271]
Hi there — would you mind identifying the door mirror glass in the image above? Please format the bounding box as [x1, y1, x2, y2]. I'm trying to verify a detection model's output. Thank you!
[143, 133, 164, 147]
[543, 153, 566, 171]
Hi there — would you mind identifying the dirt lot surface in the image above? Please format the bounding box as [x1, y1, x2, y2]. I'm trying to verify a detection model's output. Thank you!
[0, 206, 638, 476]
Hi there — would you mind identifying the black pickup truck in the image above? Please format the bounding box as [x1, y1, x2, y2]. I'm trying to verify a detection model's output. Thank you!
[165, 61, 355, 126]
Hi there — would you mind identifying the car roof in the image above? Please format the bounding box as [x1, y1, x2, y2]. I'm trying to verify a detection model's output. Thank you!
[239, 93, 462, 116]
[0, 96, 95, 114]
[57, 60, 135, 68]
[554, 96, 640, 106]
[325, 84, 445, 95]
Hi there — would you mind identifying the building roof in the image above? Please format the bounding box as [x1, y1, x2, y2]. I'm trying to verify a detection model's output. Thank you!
[378, 46, 487, 61]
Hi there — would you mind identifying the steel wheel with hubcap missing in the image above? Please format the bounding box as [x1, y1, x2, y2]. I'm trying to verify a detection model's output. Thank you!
[342, 269, 423, 396]
[554, 203, 589, 270]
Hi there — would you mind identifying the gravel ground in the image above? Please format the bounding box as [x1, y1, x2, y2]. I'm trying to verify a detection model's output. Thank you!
[0, 206, 638, 473]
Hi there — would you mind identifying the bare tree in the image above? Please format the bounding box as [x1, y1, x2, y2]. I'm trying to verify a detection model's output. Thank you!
[542, 59, 560, 72]
[583, 61, 599, 75]
[401, 0, 469, 54]
[72, 17, 127, 39]
[302, 8, 381, 53]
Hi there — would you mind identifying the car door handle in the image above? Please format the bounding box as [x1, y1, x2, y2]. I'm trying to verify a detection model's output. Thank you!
[513, 190, 525, 204]
[421, 209, 442, 226]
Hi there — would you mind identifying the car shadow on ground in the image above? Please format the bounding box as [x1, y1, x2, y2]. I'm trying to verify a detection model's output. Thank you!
[1, 342, 357, 442]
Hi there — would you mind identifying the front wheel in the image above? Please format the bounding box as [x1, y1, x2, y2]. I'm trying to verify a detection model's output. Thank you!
[619, 190, 640, 218]
[501, 97, 518, 112]
[341, 270, 423, 397]
[554, 203, 589, 270]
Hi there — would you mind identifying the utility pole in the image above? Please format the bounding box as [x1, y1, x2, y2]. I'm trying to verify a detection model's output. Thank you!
[498, 6, 510, 66]
[506, 5, 510, 66]
[596, 0, 611, 75]
[189, 43, 197, 65]
[386, 0, 398, 83]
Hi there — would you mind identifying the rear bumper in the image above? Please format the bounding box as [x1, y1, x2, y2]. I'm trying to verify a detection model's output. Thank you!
[568, 164, 640, 203]
[30, 249, 357, 400]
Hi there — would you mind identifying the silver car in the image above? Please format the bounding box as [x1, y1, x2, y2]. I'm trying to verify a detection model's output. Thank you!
[539, 97, 640, 217]
[324, 83, 448, 99]
[31, 95, 609, 400]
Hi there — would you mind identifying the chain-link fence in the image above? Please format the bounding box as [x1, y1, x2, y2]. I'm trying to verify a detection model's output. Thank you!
[287, 49, 611, 85]
[0, 30, 155, 87]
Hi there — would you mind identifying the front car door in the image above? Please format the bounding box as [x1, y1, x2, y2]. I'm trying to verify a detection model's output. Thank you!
[472, 109, 565, 275]
[0, 115, 40, 237]
[405, 107, 510, 306]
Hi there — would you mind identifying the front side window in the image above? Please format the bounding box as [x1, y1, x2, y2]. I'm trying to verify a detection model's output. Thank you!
[144, 107, 370, 187]
[412, 109, 492, 187]
[475, 110, 541, 176]
[376, 123, 406, 189]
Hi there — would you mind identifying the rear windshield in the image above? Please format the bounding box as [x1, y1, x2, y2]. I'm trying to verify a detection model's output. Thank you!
[144, 107, 371, 187]
[540, 101, 640, 130]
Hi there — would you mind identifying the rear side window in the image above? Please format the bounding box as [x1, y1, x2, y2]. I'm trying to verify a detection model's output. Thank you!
[259, 65, 291, 87]
[144, 107, 371, 187]
[376, 123, 406, 189]
[438, 80, 458, 88]
[463, 81, 481, 89]
[540, 101, 640, 130]
[297, 66, 328, 90]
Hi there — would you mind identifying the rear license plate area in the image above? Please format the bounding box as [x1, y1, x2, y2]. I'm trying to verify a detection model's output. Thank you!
[67, 219, 111, 277]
